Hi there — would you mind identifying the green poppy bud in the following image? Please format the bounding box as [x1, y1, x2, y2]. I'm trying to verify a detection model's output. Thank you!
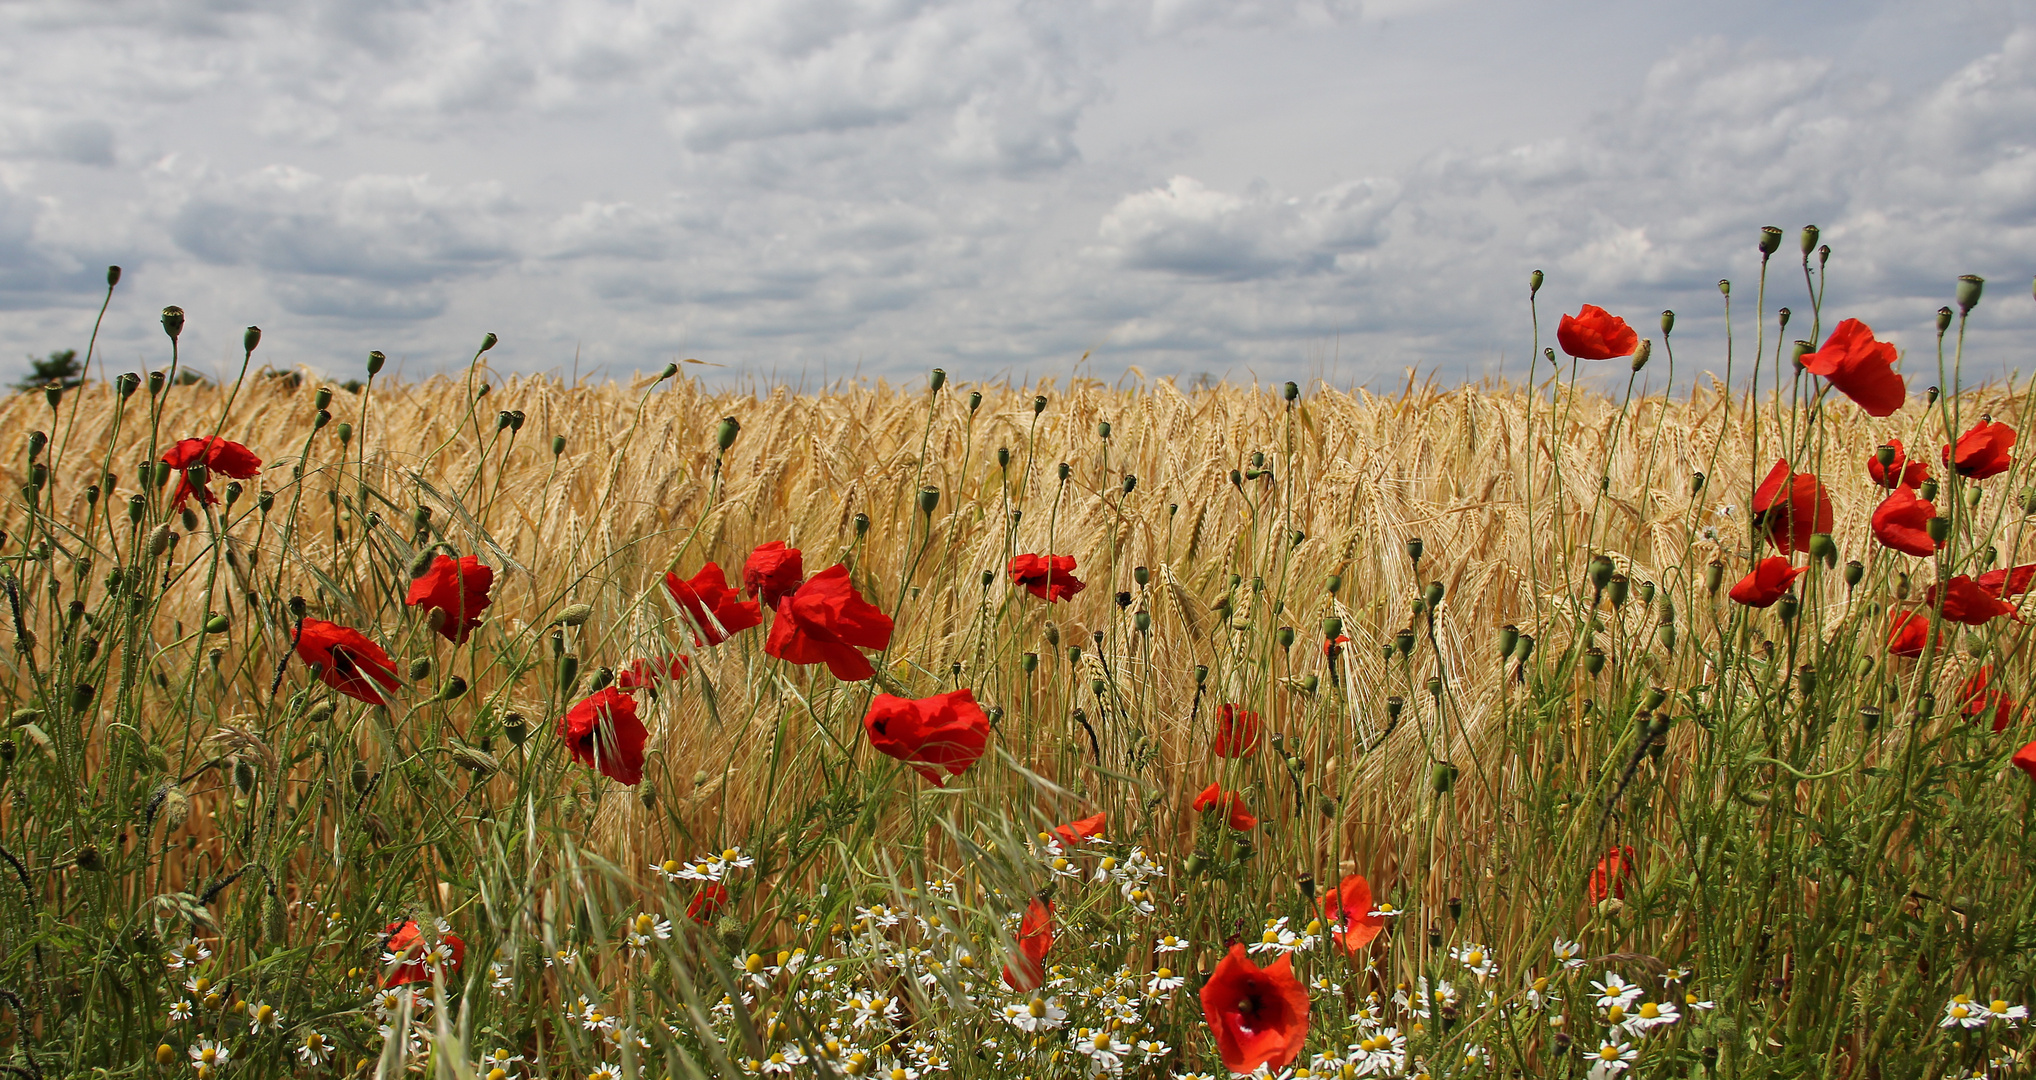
[1808, 533, 1837, 567]
[1705, 561, 1724, 595]
[1497, 624, 1519, 658]
[1326, 574, 1342, 594]
[1660, 309, 1675, 336]
[1033, 395, 1047, 415]
[1194, 664, 1208, 686]
[1529, 269, 1544, 295]
[1394, 628, 1416, 657]
[716, 416, 741, 452]
[917, 486, 940, 516]
[1283, 381, 1299, 402]
[1584, 647, 1606, 675]
[243, 326, 261, 353]
[1799, 224, 1819, 256]
[1718, 279, 1731, 296]
[1276, 626, 1295, 649]
[1133, 565, 1150, 587]
[1406, 536, 1423, 562]
[161, 306, 185, 342]
[1758, 225, 1783, 256]
[1777, 593, 1799, 626]
[1514, 633, 1535, 662]
[1630, 339, 1651, 372]
[1936, 307, 1954, 335]
[1424, 580, 1445, 610]
[1957, 274, 1984, 314]
[996, 446, 1011, 470]
[367, 350, 385, 375]
[205, 614, 230, 635]
[928, 367, 946, 392]
[1606, 574, 1629, 608]
[480, 332, 498, 352]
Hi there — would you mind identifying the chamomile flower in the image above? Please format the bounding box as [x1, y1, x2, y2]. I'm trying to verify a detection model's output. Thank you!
[1551, 938, 1585, 969]
[1147, 968, 1186, 995]
[1621, 999, 1679, 1035]
[188, 1040, 230, 1071]
[1367, 901, 1403, 920]
[544, 945, 579, 969]
[1586, 1040, 1637, 1079]
[1451, 942, 1498, 978]
[1943, 994, 1990, 1029]
[168, 1000, 194, 1022]
[1154, 935, 1190, 954]
[1982, 998, 2030, 1027]
[1136, 1038, 1173, 1061]
[489, 960, 515, 991]
[1525, 976, 1556, 1012]
[296, 1031, 335, 1067]
[477, 1048, 524, 1080]
[246, 1000, 282, 1034]
[1592, 973, 1644, 1010]
[586, 1064, 623, 1080]
[1002, 996, 1067, 1033]
[1073, 1026, 1131, 1075]
[651, 859, 686, 883]
[1682, 990, 1716, 1012]
[1349, 1027, 1406, 1074]
[1249, 917, 1306, 956]
[164, 938, 213, 970]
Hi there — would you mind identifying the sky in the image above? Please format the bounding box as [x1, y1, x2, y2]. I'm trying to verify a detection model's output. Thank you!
[2, 0, 2034, 390]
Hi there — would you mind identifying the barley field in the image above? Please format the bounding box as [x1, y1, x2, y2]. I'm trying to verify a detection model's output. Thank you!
[0, 254, 2032, 1079]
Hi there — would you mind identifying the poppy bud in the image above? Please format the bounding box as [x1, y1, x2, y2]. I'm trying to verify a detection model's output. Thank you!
[1283, 381, 1299, 403]
[117, 371, 139, 399]
[1705, 561, 1723, 595]
[1133, 565, 1149, 587]
[1529, 269, 1544, 295]
[1430, 763, 1458, 793]
[1424, 581, 1445, 609]
[1967, 487, 1984, 510]
[1777, 307, 1791, 332]
[716, 416, 741, 452]
[1957, 274, 1984, 314]
[1386, 695, 1404, 720]
[161, 306, 185, 342]
[1630, 339, 1651, 372]
[313, 408, 331, 430]
[480, 332, 499, 352]
[241, 325, 261, 354]
[1799, 224, 1819, 256]
[1544, 347, 1557, 366]
[854, 512, 869, 537]
[1718, 279, 1731, 296]
[558, 604, 594, 627]
[928, 367, 946, 392]
[147, 524, 171, 560]
[1097, 420, 1112, 440]
[337, 422, 354, 449]
[1658, 623, 1677, 651]
[1923, 515, 1950, 545]
[1276, 626, 1295, 649]
[1425, 675, 1442, 698]
[917, 486, 940, 517]
[1326, 573, 1342, 594]
[1916, 693, 1935, 722]
[1936, 306, 1954, 335]
[1251, 451, 1266, 470]
[496, 411, 514, 432]
[71, 682, 95, 710]
[1919, 477, 1938, 502]
[1926, 385, 1940, 406]
[1021, 652, 1038, 673]
[1514, 633, 1535, 662]
[1808, 533, 1837, 567]
[1406, 536, 1423, 563]
[1859, 706, 1881, 732]
[1194, 664, 1208, 686]
[205, 613, 230, 635]
[996, 446, 1011, 470]
[1758, 225, 1783, 256]
[1587, 555, 1615, 594]
[409, 656, 433, 682]
[586, 667, 613, 693]
[544, 434, 563, 459]
[1229, 468, 1243, 488]
[1394, 628, 1415, 657]
[558, 654, 579, 692]
[1123, 474, 1138, 495]
[1183, 852, 1208, 876]
[1033, 395, 1048, 415]
[1606, 574, 1628, 608]
[1796, 665, 1816, 697]
[1777, 593, 1799, 626]
[1818, 244, 1830, 266]
[1045, 624, 1060, 647]
[1497, 623, 1519, 658]
[1583, 647, 1606, 675]
[1066, 646, 1082, 667]
[1134, 610, 1151, 633]
[1057, 462, 1071, 482]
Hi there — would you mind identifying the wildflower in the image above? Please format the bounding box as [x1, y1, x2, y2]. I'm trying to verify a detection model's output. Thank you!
[864, 689, 991, 786]
[1320, 874, 1386, 956]
[1053, 811, 1107, 847]
[557, 687, 648, 785]
[1155, 934, 1189, 953]
[1682, 990, 1716, 1011]
[688, 883, 731, 923]
[246, 1000, 282, 1034]
[1592, 973, 1644, 1010]
[296, 619, 402, 706]
[1003, 995, 1068, 1033]
[2016, 739, 2036, 783]
[1870, 487, 1939, 557]
[1979, 562, 2036, 600]
[616, 654, 690, 691]
[1212, 703, 1262, 758]
[1008, 553, 1085, 602]
[586, 1064, 623, 1080]
[169, 999, 194, 1021]
[296, 1031, 335, 1067]
[1587, 847, 1636, 903]
[1526, 976, 1556, 1011]
[164, 937, 213, 970]
[1366, 900, 1402, 920]
[489, 960, 514, 991]
[1450, 942, 1497, 979]
[1349, 1027, 1406, 1075]
[1751, 460, 1833, 555]
[1728, 556, 1805, 608]
[744, 540, 806, 608]
[1869, 438, 1931, 489]
[406, 554, 493, 644]
[1931, 575, 2024, 626]
[626, 912, 674, 949]
[1556, 305, 1639, 360]
[1944, 993, 1989, 1029]
[1249, 916, 1308, 956]
[1800, 318, 1905, 416]
[1586, 1040, 1637, 1079]
[1136, 1038, 1173, 1061]
[189, 1040, 230, 1072]
[1192, 782, 1257, 830]
[1148, 968, 1186, 995]
[1959, 666, 2021, 733]
[1946, 419, 2017, 480]
[766, 564, 895, 680]
[381, 919, 465, 988]
[1621, 999, 1680, 1035]
[1982, 998, 2029, 1027]
[576, 997, 617, 1032]
[1002, 898, 1055, 992]
[1552, 938, 1585, 969]
[664, 562, 762, 646]
[1200, 943, 1310, 1074]
[1888, 610, 1934, 658]
[162, 436, 262, 508]
[544, 945, 579, 968]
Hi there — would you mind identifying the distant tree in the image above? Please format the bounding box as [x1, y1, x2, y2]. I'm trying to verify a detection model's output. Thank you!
[14, 349, 82, 392]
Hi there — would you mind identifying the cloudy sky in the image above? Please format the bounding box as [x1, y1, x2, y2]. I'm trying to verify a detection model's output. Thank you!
[2, 0, 2033, 388]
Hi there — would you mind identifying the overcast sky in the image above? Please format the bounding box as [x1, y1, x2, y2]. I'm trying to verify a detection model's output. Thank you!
[3, 0, 2034, 389]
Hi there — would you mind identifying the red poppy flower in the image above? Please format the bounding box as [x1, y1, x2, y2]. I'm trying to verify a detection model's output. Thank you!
[557, 687, 648, 785]
[1946, 419, 2017, 480]
[1587, 845, 1636, 903]
[1321, 874, 1385, 956]
[1555, 304, 1639, 360]
[1751, 460, 1833, 555]
[863, 688, 990, 787]
[1800, 318, 1905, 416]
[664, 563, 763, 646]
[1001, 898, 1054, 991]
[1887, 610, 1933, 658]
[1212, 703, 1262, 758]
[687, 884, 730, 923]
[161, 436, 262, 508]
[615, 654, 690, 691]
[380, 919, 464, 988]
[1979, 563, 2036, 599]
[1193, 781, 1257, 830]
[1727, 556, 1806, 608]
[1323, 634, 1350, 656]
[1200, 944, 1310, 1074]
[295, 618, 401, 706]
[767, 564, 894, 681]
[1869, 487, 1939, 557]
[1051, 811, 1106, 848]
[2015, 740, 2036, 783]
[1008, 553, 1085, 603]
[1958, 666, 2020, 733]
[1868, 438, 1930, 489]
[1928, 575, 2022, 626]
[405, 554, 493, 644]
[742, 541, 805, 609]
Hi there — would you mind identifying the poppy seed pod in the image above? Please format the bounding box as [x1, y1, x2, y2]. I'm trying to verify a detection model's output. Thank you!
[161, 306, 184, 342]
[1630, 340, 1651, 372]
[1283, 381, 1299, 402]
[1808, 532, 1837, 567]
[1033, 395, 1048, 415]
[242, 326, 261, 354]
[1497, 623, 1519, 657]
[1920, 477, 1938, 502]
[1133, 565, 1150, 587]
[1777, 593, 1799, 626]
[1843, 560, 1864, 588]
[1791, 340, 1812, 369]
[967, 390, 982, 413]
[1021, 652, 1038, 673]
[1638, 580, 1655, 605]
[1796, 665, 1816, 697]
[1229, 468, 1244, 488]
[1134, 610, 1150, 633]
[1394, 628, 1416, 656]
[1926, 385, 1940, 406]
[313, 409, 331, 430]
[928, 368, 946, 392]
[1957, 274, 1984, 314]
[1514, 633, 1535, 662]
[1424, 581, 1445, 610]
[1066, 646, 1082, 666]
[1430, 763, 1458, 794]
[1660, 309, 1675, 337]
[715, 416, 741, 452]
[853, 512, 869, 537]
[1927, 516, 1949, 544]
[1584, 647, 1606, 675]
[557, 604, 593, 627]
[496, 411, 514, 432]
[1116, 590, 1133, 610]
[1529, 269, 1544, 295]
[1691, 471, 1706, 496]
[1777, 307, 1791, 331]
[408, 656, 432, 682]
[1936, 307, 1954, 335]
[1718, 279, 1731, 296]
[917, 486, 940, 517]
[337, 422, 353, 447]
[1705, 561, 1724, 595]
[1044, 623, 1060, 647]
[1406, 536, 1423, 563]
[1587, 555, 1616, 594]
[480, 332, 498, 352]
[1606, 574, 1629, 608]
[1194, 663, 1208, 686]
[1800, 224, 1820, 256]
[1123, 474, 1138, 495]
[1386, 696, 1404, 720]
[25, 430, 45, 461]
[1326, 574, 1342, 594]
[1097, 420, 1111, 439]
[996, 446, 1011, 470]
[1819, 244, 1830, 265]
[1276, 626, 1295, 649]
[367, 351, 385, 376]
[1425, 675, 1442, 698]
[548, 434, 565, 457]
[1057, 462, 1071, 483]
[1758, 225, 1783, 256]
